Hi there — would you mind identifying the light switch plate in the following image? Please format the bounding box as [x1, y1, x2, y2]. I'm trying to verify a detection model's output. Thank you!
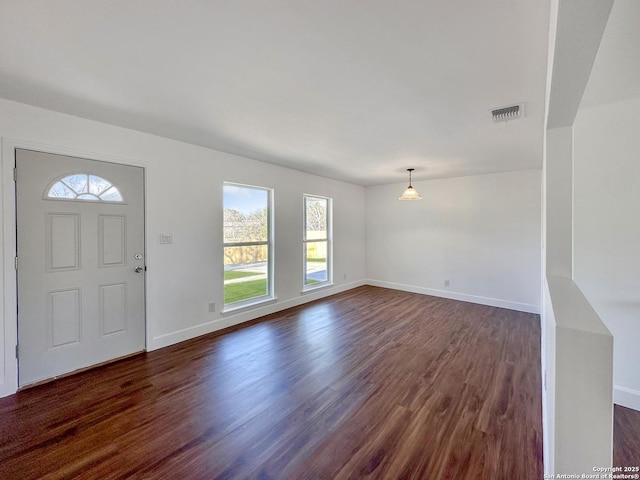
[160, 233, 173, 244]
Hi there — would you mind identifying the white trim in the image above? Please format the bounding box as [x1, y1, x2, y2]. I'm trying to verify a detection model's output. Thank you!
[365, 279, 541, 314]
[222, 297, 277, 315]
[614, 385, 640, 412]
[149, 280, 365, 350]
[303, 194, 333, 290]
[0, 137, 149, 398]
[301, 282, 334, 295]
[541, 278, 554, 476]
[222, 182, 275, 305]
[1, 138, 18, 397]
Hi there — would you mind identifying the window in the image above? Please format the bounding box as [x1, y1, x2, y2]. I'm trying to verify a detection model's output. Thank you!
[46, 174, 124, 202]
[303, 195, 331, 289]
[223, 183, 273, 308]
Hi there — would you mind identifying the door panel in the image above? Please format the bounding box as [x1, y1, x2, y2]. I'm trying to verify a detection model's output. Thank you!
[99, 283, 127, 336]
[47, 213, 80, 271]
[16, 149, 145, 386]
[99, 215, 127, 267]
[48, 289, 82, 348]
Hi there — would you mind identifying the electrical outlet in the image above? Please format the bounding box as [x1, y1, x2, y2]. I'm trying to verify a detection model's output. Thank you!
[444, 280, 450, 287]
[208, 302, 215, 313]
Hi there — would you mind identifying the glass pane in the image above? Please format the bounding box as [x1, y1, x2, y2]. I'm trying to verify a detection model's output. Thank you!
[89, 175, 113, 195]
[224, 185, 269, 243]
[99, 187, 124, 202]
[62, 174, 89, 194]
[46, 174, 124, 202]
[305, 241, 328, 285]
[48, 181, 76, 199]
[77, 193, 99, 200]
[224, 245, 269, 304]
[305, 197, 327, 239]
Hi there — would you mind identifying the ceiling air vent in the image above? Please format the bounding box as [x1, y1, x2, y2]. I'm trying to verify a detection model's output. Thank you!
[491, 104, 523, 122]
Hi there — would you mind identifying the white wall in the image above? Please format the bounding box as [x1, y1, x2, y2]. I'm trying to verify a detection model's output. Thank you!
[0, 98, 366, 397]
[542, 125, 576, 476]
[545, 126, 573, 277]
[547, 276, 613, 474]
[573, 97, 640, 410]
[542, 280, 556, 473]
[541, 0, 619, 475]
[365, 170, 542, 313]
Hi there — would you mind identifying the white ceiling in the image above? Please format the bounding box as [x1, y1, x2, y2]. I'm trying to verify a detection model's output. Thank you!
[0, 1, 550, 186]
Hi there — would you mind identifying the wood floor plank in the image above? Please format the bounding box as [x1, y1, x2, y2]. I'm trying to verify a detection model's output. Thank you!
[0, 286, 548, 479]
[613, 404, 640, 469]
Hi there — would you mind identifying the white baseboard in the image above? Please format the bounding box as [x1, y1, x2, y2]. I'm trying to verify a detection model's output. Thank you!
[148, 280, 366, 351]
[614, 385, 640, 412]
[365, 279, 541, 314]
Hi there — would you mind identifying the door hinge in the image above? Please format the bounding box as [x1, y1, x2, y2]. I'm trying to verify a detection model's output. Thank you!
[15, 344, 18, 359]
[14, 256, 18, 270]
[13, 167, 17, 182]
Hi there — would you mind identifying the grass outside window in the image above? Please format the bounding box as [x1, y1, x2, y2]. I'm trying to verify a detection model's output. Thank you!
[224, 278, 267, 304]
[224, 270, 261, 281]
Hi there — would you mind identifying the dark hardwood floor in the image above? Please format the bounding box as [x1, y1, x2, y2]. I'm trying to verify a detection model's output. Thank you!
[614, 405, 640, 469]
[0, 286, 543, 479]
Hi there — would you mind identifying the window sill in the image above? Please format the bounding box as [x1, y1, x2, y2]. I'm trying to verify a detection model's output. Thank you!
[301, 282, 334, 295]
[222, 297, 277, 316]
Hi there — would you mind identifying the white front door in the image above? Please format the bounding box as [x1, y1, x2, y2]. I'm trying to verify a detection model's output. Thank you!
[16, 149, 146, 387]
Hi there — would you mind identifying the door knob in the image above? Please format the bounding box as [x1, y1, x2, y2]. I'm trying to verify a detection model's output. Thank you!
[135, 266, 144, 273]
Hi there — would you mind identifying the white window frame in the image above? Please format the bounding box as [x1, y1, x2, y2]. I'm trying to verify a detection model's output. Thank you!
[303, 194, 332, 291]
[223, 182, 274, 311]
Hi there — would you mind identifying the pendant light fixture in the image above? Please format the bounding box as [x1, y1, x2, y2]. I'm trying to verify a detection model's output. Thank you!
[398, 168, 422, 200]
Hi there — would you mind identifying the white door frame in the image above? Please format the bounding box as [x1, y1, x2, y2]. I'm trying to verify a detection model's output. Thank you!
[1, 138, 149, 397]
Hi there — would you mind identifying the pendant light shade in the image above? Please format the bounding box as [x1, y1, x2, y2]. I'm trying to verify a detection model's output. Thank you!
[399, 168, 422, 200]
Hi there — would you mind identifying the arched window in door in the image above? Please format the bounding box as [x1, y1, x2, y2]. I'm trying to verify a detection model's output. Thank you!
[46, 173, 124, 202]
